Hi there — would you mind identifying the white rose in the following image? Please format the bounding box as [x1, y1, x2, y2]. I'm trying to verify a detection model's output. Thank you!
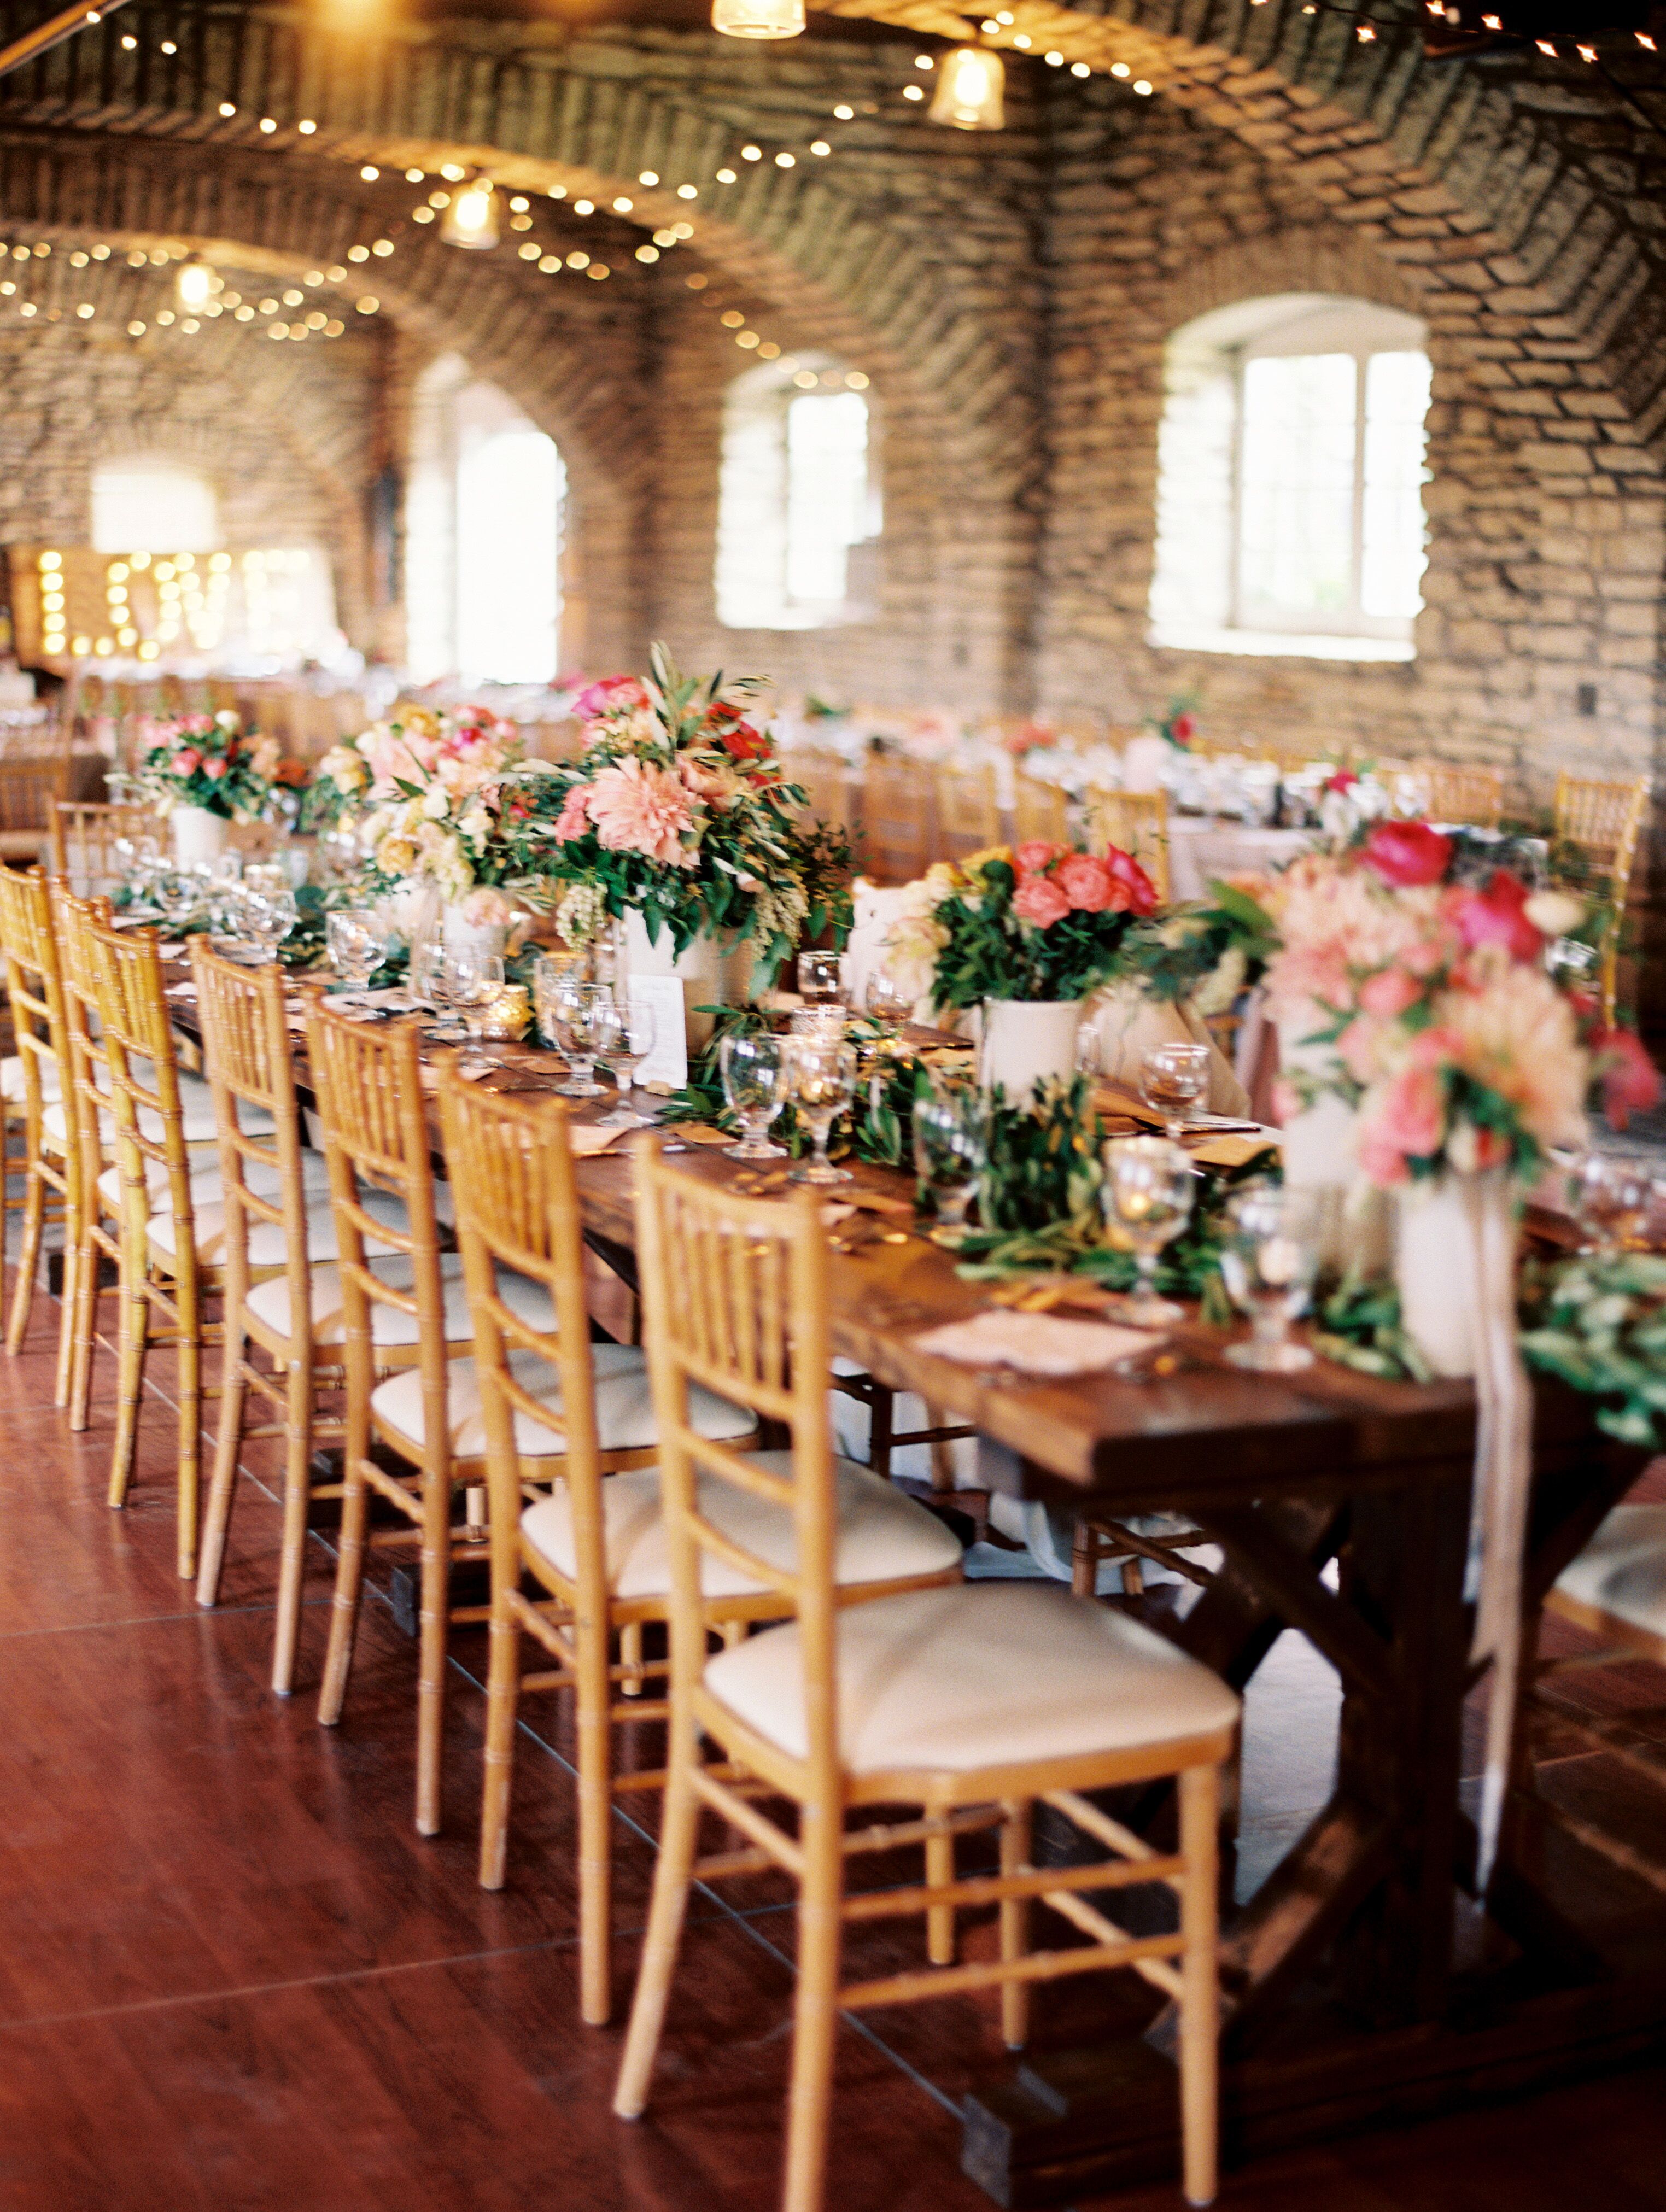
[1524, 890, 1585, 939]
[422, 783, 451, 821]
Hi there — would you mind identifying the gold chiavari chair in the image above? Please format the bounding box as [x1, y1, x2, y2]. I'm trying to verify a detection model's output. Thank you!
[49, 800, 157, 897]
[934, 762, 1002, 862]
[1086, 787, 1171, 901]
[51, 882, 127, 1430]
[309, 1006, 548, 1834]
[1422, 762, 1504, 829]
[1553, 771, 1650, 1021]
[0, 869, 75, 1391]
[613, 1152, 1240, 2212]
[858, 756, 935, 884]
[190, 951, 408, 1690]
[786, 748, 854, 835]
[1012, 774, 1071, 849]
[0, 756, 72, 864]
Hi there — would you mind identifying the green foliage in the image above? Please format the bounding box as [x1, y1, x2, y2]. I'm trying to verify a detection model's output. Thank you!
[659, 1009, 934, 1166]
[1120, 888, 1277, 1009]
[931, 853, 1150, 1009]
[974, 1076, 1103, 1236]
[1311, 1271, 1435, 1382]
[1519, 1250, 1666, 1448]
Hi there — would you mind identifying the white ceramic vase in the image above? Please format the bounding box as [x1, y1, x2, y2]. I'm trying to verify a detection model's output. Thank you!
[171, 805, 230, 868]
[1273, 1005, 1393, 1274]
[441, 904, 509, 963]
[1120, 732, 1173, 795]
[979, 998, 1083, 1102]
[622, 908, 742, 1052]
[1393, 1174, 1513, 1380]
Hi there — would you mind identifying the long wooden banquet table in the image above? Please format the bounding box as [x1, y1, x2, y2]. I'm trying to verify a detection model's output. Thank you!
[172, 987, 1666, 2206]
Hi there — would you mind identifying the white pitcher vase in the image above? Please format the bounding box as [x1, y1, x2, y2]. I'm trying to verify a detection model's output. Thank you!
[979, 998, 1083, 1103]
[622, 908, 743, 1052]
[171, 805, 230, 868]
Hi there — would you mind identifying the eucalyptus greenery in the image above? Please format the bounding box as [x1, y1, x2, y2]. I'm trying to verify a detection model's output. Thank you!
[1519, 1250, 1666, 1447]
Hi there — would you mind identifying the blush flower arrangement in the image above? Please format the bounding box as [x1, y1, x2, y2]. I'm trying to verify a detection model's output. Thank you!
[135, 712, 281, 821]
[1258, 817, 1657, 1185]
[886, 841, 1160, 1011]
[498, 643, 850, 976]
[324, 707, 526, 906]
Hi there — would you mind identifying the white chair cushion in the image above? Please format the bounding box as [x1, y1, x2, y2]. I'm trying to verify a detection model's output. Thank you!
[703, 1581, 1240, 1776]
[371, 1342, 755, 1463]
[44, 1080, 269, 1152]
[147, 1182, 411, 1271]
[1553, 1504, 1666, 1648]
[1, 1054, 61, 1105]
[521, 1449, 962, 1602]
[98, 1149, 332, 1216]
[245, 1251, 550, 1349]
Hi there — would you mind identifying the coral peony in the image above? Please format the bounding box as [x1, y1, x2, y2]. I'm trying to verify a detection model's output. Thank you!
[1014, 840, 1067, 877]
[1359, 965, 1424, 1018]
[173, 748, 201, 775]
[572, 675, 651, 724]
[1013, 874, 1071, 928]
[202, 757, 227, 780]
[584, 759, 698, 867]
[1448, 869, 1542, 964]
[1055, 852, 1119, 913]
[1103, 846, 1160, 917]
[1363, 818, 1453, 888]
[1360, 1064, 1446, 1180]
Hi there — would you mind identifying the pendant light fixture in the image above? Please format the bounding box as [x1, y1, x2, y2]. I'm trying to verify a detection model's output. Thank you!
[175, 255, 214, 311]
[711, 0, 804, 38]
[928, 43, 1006, 130]
[441, 177, 499, 250]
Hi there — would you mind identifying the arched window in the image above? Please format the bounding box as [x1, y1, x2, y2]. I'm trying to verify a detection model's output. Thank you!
[716, 357, 879, 630]
[1149, 295, 1431, 662]
[91, 460, 220, 554]
[404, 358, 564, 684]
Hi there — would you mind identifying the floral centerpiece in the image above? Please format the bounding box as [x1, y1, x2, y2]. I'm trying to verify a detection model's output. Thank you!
[135, 711, 282, 863]
[498, 647, 851, 1022]
[884, 841, 1159, 1101]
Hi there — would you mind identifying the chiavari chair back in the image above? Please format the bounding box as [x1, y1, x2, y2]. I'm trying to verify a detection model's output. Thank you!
[1422, 762, 1504, 829]
[787, 748, 853, 834]
[50, 881, 124, 1430]
[90, 914, 213, 1579]
[1553, 772, 1650, 1020]
[0, 756, 72, 860]
[308, 1005, 495, 1835]
[0, 867, 78, 1394]
[934, 762, 1002, 862]
[615, 1150, 1236, 2211]
[49, 800, 157, 897]
[860, 756, 935, 883]
[1012, 774, 1070, 849]
[1086, 787, 1171, 900]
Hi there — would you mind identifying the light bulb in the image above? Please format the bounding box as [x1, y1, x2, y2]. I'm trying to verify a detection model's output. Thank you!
[711, 0, 804, 37]
[928, 45, 1005, 131]
[176, 258, 213, 311]
[440, 181, 499, 250]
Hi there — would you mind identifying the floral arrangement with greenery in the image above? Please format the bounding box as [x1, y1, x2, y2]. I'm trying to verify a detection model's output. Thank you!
[1253, 816, 1657, 1185]
[1149, 693, 1200, 751]
[496, 645, 851, 982]
[882, 841, 1160, 1010]
[135, 712, 282, 821]
[314, 706, 525, 909]
[1119, 881, 1279, 1015]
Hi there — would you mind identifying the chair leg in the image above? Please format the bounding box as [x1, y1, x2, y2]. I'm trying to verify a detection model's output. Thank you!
[106, 1267, 149, 1512]
[925, 1825, 955, 1966]
[317, 1450, 370, 1731]
[575, 1607, 615, 2026]
[999, 1799, 1032, 2051]
[52, 1225, 78, 1408]
[1177, 1763, 1221, 2209]
[613, 1719, 704, 2121]
[68, 1221, 102, 1432]
[196, 1329, 247, 1616]
[619, 1618, 644, 1698]
[269, 1360, 313, 1696]
[413, 1465, 452, 1836]
[6, 1160, 44, 1356]
[173, 1283, 202, 1582]
[477, 1601, 522, 1894]
[782, 1807, 845, 2212]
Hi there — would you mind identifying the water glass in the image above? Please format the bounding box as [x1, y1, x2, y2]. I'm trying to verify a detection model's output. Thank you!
[551, 978, 610, 1097]
[1219, 1183, 1322, 1371]
[1139, 1040, 1211, 1140]
[865, 969, 916, 1036]
[532, 951, 582, 1046]
[786, 1035, 857, 1185]
[595, 994, 659, 1128]
[408, 934, 445, 1014]
[152, 869, 199, 931]
[721, 1032, 789, 1159]
[448, 950, 505, 1043]
[797, 950, 845, 1009]
[1101, 1134, 1195, 1326]
[326, 908, 383, 992]
[913, 1086, 987, 1245]
[244, 884, 297, 964]
[1569, 1152, 1654, 1255]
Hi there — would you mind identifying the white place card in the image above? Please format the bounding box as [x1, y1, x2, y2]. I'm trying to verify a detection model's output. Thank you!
[630, 976, 689, 1093]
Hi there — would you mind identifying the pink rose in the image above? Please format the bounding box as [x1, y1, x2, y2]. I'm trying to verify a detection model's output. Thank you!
[551, 786, 593, 843]
[1360, 1064, 1446, 1183]
[202, 757, 227, 780]
[1363, 819, 1453, 888]
[1013, 874, 1071, 928]
[1337, 1015, 1387, 1085]
[1359, 966, 1423, 1018]
[1593, 1026, 1661, 1130]
[1055, 852, 1118, 913]
[1013, 840, 1066, 877]
[572, 675, 651, 724]
[1103, 846, 1159, 918]
[173, 747, 201, 774]
[1448, 870, 1541, 964]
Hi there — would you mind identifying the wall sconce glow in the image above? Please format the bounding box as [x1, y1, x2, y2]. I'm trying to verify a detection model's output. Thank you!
[711, 0, 804, 38]
[928, 46, 1005, 130]
[441, 180, 499, 250]
[176, 257, 214, 312]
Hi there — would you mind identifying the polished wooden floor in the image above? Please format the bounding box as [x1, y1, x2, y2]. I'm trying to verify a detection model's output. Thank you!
[2, 1288, 1664, 2212]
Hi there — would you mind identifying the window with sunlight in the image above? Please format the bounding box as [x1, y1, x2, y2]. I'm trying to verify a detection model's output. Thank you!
[1149, 296, 1431, 662]
[91, 460, 221, 554]
[717, 358, 878, 629]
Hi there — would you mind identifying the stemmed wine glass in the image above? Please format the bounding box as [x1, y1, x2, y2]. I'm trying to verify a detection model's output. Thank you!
[721, 1032, 789, 1159]
[1219, 1183, 1323, 1371]
[408, 934, 445, 1016]
[452, 951, 506, 1044]
[1139, 1041, 1211, 1140]
[151, 869, 200, 934]
[1568, 1152, 1654, 1255]
[797, 950, 845, 1011]
[593, 993, 659, 1128]
[550, 978, 610, 1098]
[912, 1085, 987, 1246]
[326, 908, 383, 994]
[1101, 1135, 1195, 1326]
[786, 1034, 857, 1185]
[865, 969, 916, 1037]
[531, 952, 584, 1047]
[244, 883, 297, 965]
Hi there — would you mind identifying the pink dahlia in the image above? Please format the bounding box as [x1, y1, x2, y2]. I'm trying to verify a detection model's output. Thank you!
[584, 759, 698, 868]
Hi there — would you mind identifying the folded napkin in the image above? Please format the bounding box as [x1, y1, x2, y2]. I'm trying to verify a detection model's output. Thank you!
[672, 1125, 736, 1148]
[912, 1308, 1164, 1376]
[569, 1124, 627, 1158]
[1190, 1132, 1278, 1170]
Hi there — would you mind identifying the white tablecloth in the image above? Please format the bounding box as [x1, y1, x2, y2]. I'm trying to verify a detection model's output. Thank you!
[1166, 818, 1313, 904]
